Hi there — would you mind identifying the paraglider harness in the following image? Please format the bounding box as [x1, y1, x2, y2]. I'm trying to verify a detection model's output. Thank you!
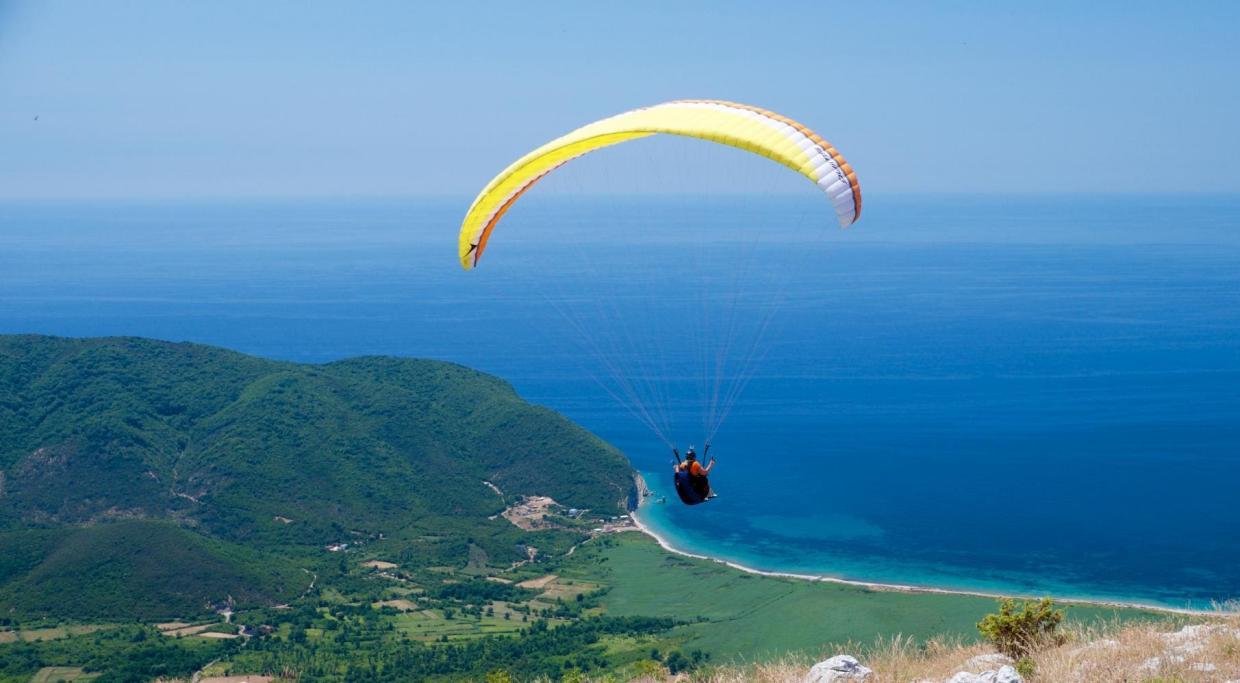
[672, 444, 712, 506]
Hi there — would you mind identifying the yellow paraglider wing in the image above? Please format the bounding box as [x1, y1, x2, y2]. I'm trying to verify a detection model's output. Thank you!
[458, 99, 862, 270]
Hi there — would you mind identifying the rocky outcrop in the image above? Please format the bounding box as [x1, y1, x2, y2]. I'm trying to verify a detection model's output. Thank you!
[628, 473, 648, 512]
[795, 621, 1240, 683]
[945, 665, 1022, 683]
[807, 655, 1022, 683]
[803, 655, 873, 683]
[1137, 623, 1240, 675]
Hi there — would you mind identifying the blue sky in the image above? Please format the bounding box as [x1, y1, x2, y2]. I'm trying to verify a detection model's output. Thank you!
[1, 1, 1238, 199]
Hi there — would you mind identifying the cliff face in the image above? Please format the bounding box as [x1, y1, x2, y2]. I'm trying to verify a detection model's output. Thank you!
[627, 473, 650, 511]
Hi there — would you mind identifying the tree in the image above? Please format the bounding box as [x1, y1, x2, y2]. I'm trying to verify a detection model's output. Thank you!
[977, 597, 1065, 658]
[664, 650, 691, 674]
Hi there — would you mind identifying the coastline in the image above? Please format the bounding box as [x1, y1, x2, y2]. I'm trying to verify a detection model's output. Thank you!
[628, 475, 1229, 618]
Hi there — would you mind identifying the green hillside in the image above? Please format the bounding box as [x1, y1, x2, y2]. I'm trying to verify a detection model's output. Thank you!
[0, 521, 306, 620]
[0, 335, 636, 619]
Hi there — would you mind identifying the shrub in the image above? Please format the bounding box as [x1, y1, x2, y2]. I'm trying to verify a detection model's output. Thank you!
[665, 650, 697, 674]
[977, 597, 1065, 658]
[631, 660, 665, 677]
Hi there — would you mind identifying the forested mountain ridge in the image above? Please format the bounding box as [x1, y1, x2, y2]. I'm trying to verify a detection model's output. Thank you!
[0, 335, 633, 528]
[0, 335, 635, 618]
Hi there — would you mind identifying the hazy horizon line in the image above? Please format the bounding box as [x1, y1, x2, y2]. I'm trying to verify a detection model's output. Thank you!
[4, 190, 1240, 204]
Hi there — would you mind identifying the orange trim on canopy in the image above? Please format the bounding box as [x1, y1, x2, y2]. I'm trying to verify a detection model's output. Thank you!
[473, 163, 567, 265]
[692, 100, 862, 223]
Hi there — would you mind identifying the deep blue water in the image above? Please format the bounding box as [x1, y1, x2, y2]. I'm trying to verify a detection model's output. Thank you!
[2, 195, 1238, 608]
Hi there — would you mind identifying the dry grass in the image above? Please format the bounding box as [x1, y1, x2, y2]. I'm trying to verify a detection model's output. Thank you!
[1033, 619, 1240, 682]
[607, 617, 1240, 683]
[517, 574, 559, 590]
[373, 598, 419, 611]
[29, 667, 99, 683]
[157, 622, 218, 637]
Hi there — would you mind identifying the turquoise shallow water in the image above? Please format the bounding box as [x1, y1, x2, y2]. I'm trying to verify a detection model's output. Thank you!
[2, 195, 1238, 609]
[633, 472, 1199, 610]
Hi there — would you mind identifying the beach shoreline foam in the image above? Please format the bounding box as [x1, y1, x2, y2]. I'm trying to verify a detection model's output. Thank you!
[629, 474, 1228, 618]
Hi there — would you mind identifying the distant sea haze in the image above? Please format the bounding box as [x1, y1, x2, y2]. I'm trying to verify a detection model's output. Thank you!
[2, 194, 1239, 609]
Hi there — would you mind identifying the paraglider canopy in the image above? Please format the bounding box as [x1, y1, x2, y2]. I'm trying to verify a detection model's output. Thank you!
[458, 99, 861, 270]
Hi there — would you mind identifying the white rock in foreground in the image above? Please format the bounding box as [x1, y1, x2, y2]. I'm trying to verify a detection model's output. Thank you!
[1163, 623, 1232, 645]
[946, 665, 1023, 683]
[803, 654, 873, 682]
[1139, 654, 1185, 672]
[963, 653, 1014, 671]
[1067, 637, 1119, 656]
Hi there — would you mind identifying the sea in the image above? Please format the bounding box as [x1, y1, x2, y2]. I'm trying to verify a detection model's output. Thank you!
[2, 194, 1238, 610]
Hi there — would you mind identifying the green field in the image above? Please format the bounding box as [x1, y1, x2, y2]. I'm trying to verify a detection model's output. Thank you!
[0, 533, 1171, 682]
[389, 604, 536, 641]
[561, 532, 1160, 662]
[0, 625, 114, 644]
